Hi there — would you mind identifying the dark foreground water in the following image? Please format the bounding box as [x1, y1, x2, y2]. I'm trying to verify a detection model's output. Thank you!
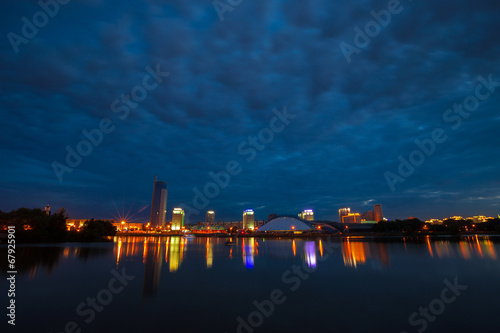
[2, 235, 500, 333]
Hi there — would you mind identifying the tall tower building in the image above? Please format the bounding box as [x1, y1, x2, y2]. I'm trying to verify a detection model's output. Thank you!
[339, 207, 350, 223]
[172, 208, 185, 231]
[206, 211, 215, 224]
[373, 204, 383, 222]
[299, 209, 314, 221]
[150, 176, 167, 228]
[243, 209, 255, 230]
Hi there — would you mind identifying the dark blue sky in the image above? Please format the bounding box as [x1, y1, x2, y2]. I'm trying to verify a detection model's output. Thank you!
[1, 0, 499, 222]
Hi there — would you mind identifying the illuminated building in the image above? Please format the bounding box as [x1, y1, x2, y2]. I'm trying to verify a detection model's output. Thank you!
[243, 209, 255, 230]
[45, 205, 51, 215]
[298, 209, 314, 221]
[150, 176, 167, 228]
[362, 211, 374, 221]
[206, 210, 215, 223]
[172, 208, 185, 231]
[111, 221, 143, 231]
[66, 219, 87, 231]
[373, 204, 383, 222]
[472, 215, 492, 223]
[342, 213, 362, 224]
[425, 219, 442, 224]
[339, 207, 350, 223]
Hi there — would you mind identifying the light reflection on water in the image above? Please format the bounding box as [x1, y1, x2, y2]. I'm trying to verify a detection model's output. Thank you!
[2, 235, 500, 333]
[106, 235, 500, 299]
[111, 235, 498, 274]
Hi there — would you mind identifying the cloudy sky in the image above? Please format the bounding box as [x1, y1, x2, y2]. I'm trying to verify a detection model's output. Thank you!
[1, 0, 499, 222]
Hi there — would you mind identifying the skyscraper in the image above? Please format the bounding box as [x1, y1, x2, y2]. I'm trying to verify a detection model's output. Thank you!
[373, 204, 383, 222]
[206, 210, 215, 223]
[150, 176, 167, 228]
[339, 207, 350, 223]
[299, 209, 314, 221]
[172, 208, 185, 231]
[243, 209, 255, 230]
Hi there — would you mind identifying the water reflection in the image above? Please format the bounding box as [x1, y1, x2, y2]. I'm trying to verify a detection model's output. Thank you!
[434, 236, 497, 260]
[206, 237, 213, 269]
[304, 241, 317, 268]
[0, 245, 113, 279]
[242, 237, 255, 270]
[341, 238, 391, 268]
[2, 235, 495, 283]
[143, 238, 164, 298]
[169, 236, 185, 272]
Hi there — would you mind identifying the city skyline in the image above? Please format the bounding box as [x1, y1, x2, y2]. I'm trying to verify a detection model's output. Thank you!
[1, 1, 500, 222]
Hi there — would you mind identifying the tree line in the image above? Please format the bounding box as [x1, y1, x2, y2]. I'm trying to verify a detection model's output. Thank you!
[0, 207, 116, 243]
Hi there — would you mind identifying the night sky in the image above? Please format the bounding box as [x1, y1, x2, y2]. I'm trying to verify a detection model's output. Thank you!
[1, 0, 499, 223]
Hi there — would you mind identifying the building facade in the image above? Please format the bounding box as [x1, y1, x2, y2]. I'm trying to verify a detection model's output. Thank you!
[299, 209, 314, 221]
[339, 207, 350, 223]
[373, 204, 383, 222]
[150, 177, 168, 228]
[362, 211, 374, 221]
[243, 209, 255, 229]
[342, 213, 362, 224]
[172, 208, 185, 231]
[206, 211, 215, 223]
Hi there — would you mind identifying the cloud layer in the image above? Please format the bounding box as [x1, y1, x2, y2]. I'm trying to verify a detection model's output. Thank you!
[1, 0, 500, 221]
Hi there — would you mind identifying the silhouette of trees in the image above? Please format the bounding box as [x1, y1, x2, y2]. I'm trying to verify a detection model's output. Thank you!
[0, 208, 115, 243]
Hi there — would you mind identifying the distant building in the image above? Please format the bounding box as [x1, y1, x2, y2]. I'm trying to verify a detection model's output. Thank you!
[206, 211, 215, 223]
[45, 205, 51, 216]
[150, 176, 167, 228]
[342, 213, 362, 224]
[339, 207, 350, 223]
[471, 215, 493, 223]
[172, 208, 185, 231]
[112, 221, 143, 231]
[362, 211, 374, 221]
[373, 204, 383, 222]
[299, 209, 314, 221]
[66, 219, 87, 231]
[243, 209, 255, 229]
[268, 214, 278, 221]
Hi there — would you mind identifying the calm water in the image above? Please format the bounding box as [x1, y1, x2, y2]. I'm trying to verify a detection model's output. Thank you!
[2, 235, 500, 333]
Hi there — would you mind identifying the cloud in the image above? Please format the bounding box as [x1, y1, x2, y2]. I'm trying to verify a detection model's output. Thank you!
[1, 0, 499, 221]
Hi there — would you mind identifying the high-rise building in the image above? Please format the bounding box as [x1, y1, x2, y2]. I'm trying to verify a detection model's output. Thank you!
[299, 209, 314, 221]
[342, 213, 362, 224]
[172, 208, 185, 231]
[206, 210, 215, 223]
[339, 207, 350, 223]
[362, 211, 374, 221]
[373, 204, 383, 222]
[150, 176, 167, 228]
[243, 209, 255, 230]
